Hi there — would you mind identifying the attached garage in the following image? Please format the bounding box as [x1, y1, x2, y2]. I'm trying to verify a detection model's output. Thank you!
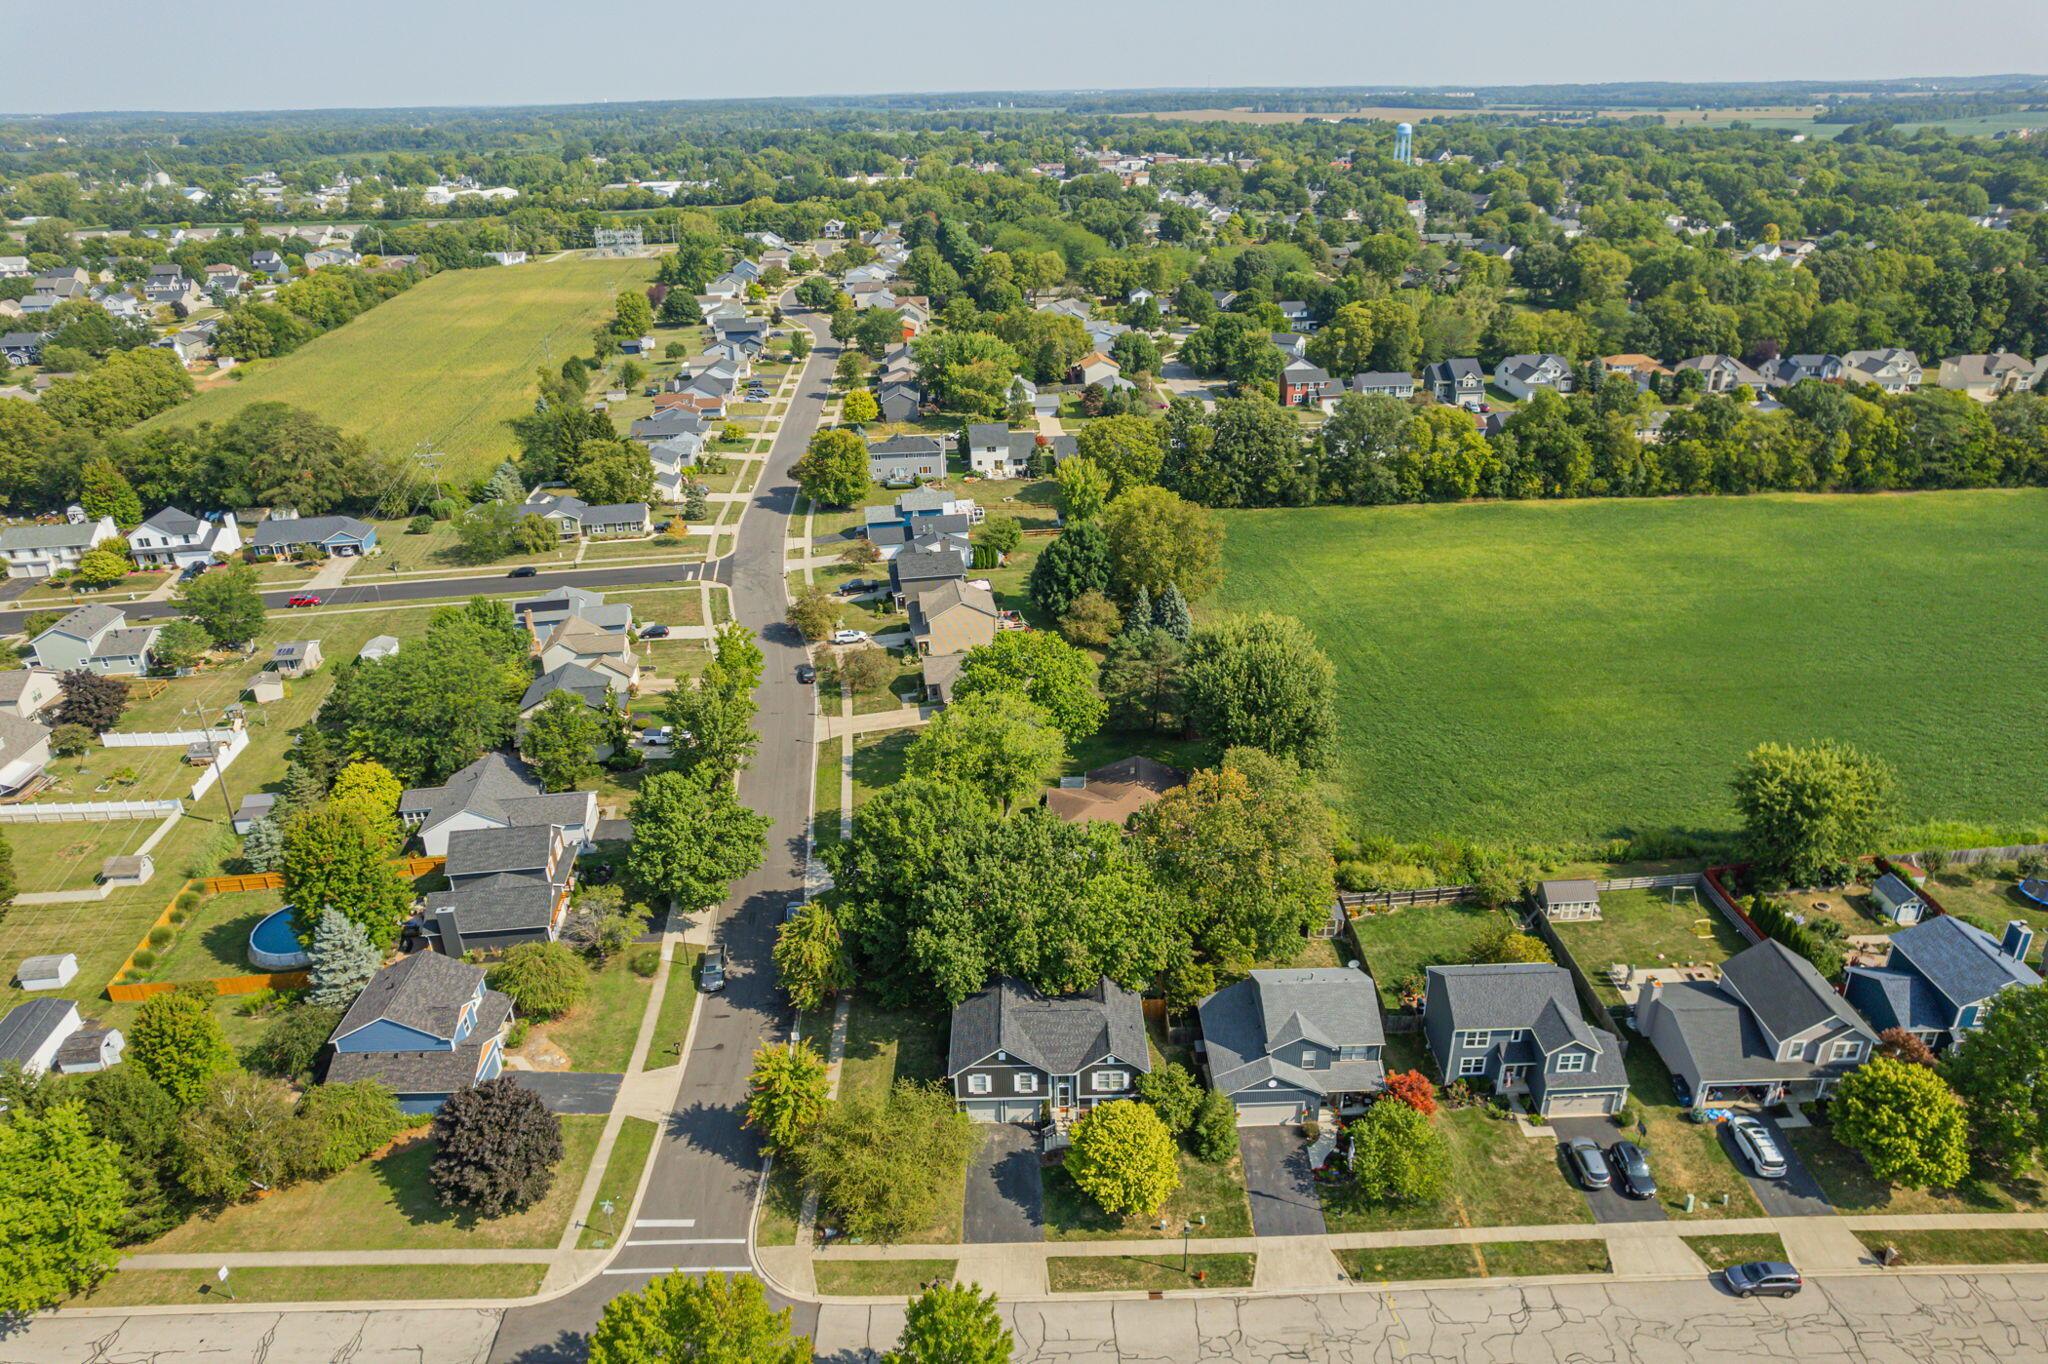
[1228, 1084, 1317, 1126]
[1233, 1101, 1305, 1127]
[963, 1099, 1043, 1124]
[1542, 1090, 1622, 1117]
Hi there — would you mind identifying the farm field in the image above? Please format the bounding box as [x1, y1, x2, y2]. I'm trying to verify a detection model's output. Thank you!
[141, 253, 655, 483]
[1210, 491, 2048, 845]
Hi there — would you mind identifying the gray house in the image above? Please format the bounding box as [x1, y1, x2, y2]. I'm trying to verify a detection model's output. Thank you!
[417, 822, 576, 957]
[1425, 358, 1486, 409]
[28, 604, 158, 677]
[1197, 968, 1386, 1126]
[1844, 916, 2041, 1051]
[868, 434, 946, 485]
[947, 976, 1149, 1123]
[1423, 963, 1630, 1117]
[1636, 938, 1876, 1112]
[326, 953, 511, 1114]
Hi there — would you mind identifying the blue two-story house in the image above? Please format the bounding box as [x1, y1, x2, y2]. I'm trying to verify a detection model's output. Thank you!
[1845, 916, 2040, 1051]
[1423, 963, 1630, 1118]
[325, 952, 512, 1113]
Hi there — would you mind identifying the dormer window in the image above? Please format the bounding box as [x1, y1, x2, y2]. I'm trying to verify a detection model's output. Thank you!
[1827, 1040, 1861, 1062]
[1554, 1050, 1588, 1074]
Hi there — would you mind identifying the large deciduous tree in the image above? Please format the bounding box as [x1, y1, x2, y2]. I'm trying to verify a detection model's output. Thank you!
[793, 428, 872, 507]
[952, 630, 1106, 741]
[904, 690, 1067, 813]
[1944, 984, 2048, 1172]
[282, 803, 412, 951]
[627, 767, 771, 913]
[520, 691, 604, 792]
[886, 1282, 1015, 1364]
[429, 1077, 565, 1216]
[803, 1081, 977, 1242]
[1349, 1099, 1448, 1205]
[177, 562, 267, 647]
[744, 1041, 830, 1156]
[773, 903, 855, 1013]
[0, 1102, 128, 1313]
[1179, 613, 1336, 770]
[1027, 519, 1111, 619]
[1100, 485, 1223, 602]
[1731, 740, 1898, 886]
[130, 989, 238, 1107]
[590, 1271, 809, 1364]
[1063, 1099, 1180, 1217]
[1832, 1056, 1970, 1189]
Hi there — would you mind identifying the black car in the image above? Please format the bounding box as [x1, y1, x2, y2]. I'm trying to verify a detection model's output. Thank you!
[509, 565, 538, 578]
[1564, 1137, 1612, 1190]
[1722, 1261, 1803, 1298]
[1670, 1072, 1694, 1110]
[1608, 1141, 1657, 1199]
[179, 561, 209, 580]
[795, 663, 816, 684]
[640, 623, 670, 639]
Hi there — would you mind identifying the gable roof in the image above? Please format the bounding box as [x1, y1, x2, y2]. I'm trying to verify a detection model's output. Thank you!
[398, 751, 545, 829]
[445, 822, 556, 879]
[1888, 914, 2041, 1008]
[250, 514, 373, 548]
[1426, 962, 1579, 1031]
[1198, 968, 1385, 1098]
[0, 521, 111, 552]
[1718, 938, 1870, 1041]
[330, 952, 487, 1045]
[39, 603, 123, 642]
[521, 662, 618, 712]
[0, 998, 77, 1064]
[137, 507, 206, 537]
[948, 976, 1149, 1079]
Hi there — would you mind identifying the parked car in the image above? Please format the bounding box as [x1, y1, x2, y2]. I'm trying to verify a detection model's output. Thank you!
[640, 725, 673, 746]
[640, 623, 670, 639]
[1722, 1261, 1803, 1299]
[836, 579, 870, 597]
[1670, 1072, 1694, 1110]
[509, 565, 538, 578]
[1608, 1141, 1657, 1200]
[796, 663, 816, 684]
[700, 946, 726, 993]
[286, 594, 321, 607]
[1727, 1116, 1788, 1178]
[784, 900, 805, 922]
[829, 628, 868, 645]
[179, 562, 209, 580]
[1564, 1137, 1612, 1190]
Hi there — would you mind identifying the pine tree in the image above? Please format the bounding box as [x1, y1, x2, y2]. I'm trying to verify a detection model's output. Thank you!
[1154, 583, 1193, 642]
[1124, 586, 1153, 636]
[240, 817, 284, 872]
[483, 462, 527, 503]
[307, 908, 382, 1007]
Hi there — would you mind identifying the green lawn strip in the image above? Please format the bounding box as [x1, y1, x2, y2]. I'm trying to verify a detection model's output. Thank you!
[1853, 1229, 2048, 1266]
[812, 729, 844, 847]
[1046, 1252, 1255, 1293]
[577, 1117, 660, 1248]
[1320, 1107, 1593, 1232]
[139, 1116, 603, 1253]
[1620, 1047, 1766, 1219]
[755, 1156, 805, 1247]
[1042, 1151, 1253, 1241]
[1338, 1239, 1609, 1283]
[71, 1264, 546, 1308]
[1347, 902, 1521, 1012]
[1783, 1120, 2044, 1213]
[850, 731, 913, 808]
[829, 1001, 965, 1243]
[527, 953, 656, 1072]
[1684, 1233, 1789, 1271]
[1551, 888, 1747, 1006]
[642, 948, 701, 1070]
[814, 1259, 958, 1297]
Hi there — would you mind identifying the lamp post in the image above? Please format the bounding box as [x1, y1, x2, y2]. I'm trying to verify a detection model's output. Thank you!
[595, 1197, 616, 1249]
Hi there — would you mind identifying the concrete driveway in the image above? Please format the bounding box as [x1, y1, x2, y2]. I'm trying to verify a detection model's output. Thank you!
[1718, 1114, 1834, 1217]
[505, 1071, 622, 1115]
[1549, 1118, 1667, 1224]
[964, 1123, 1044, 1244]
[1238, 1126, 1328, 1237]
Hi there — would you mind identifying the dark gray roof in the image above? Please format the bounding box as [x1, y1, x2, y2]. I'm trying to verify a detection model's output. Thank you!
[521, 663, 616, 712]
[54, 1026, 117, 1068]
[327, 991, 511, 1095]
[948, 977, 1149, 1078]
[1540, 879, 1600, 907]
[1718, 939, 1868, 1041]
[42, 603, 123, 640]
[1352, 371, 1415, 390]
[0, 522, 110, 551]
[424, 876, 560, 935]
[398, 751, 544, 827]
[1843, 965, 1948, 1034]
[0, 998, 76, 1063]
[891, 545, 967, 588]
[331, 952, 486, 1044]
[1650, 979, 1859, 1084]
[1425, 962, 1579, 1031]
[445, 823, 556, 880]
[869, 434, 943, 460]
[92, 627, 159, 659]
[967, 422, 1010, 445]
[138, 507, 205, 536]
[1873, 872, 1923, 907]
[251, 514, 373, 548]
[1427, 358, 1484, 382]
[580, 502, 649, 528]
[1198, 968, 1385, 1098]
[1888, 915, 2040, 1009]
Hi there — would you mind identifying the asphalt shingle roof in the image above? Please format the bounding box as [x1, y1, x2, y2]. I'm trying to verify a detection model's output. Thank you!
[0, 998, 76, 1063]
[1888, 915, 2040, 1009]
[330, 953, 486, 1044]
[444, 823, 555, 880]
[948, 977, 1149, 1079]
[1198, 968, 1385, 1098]
[327, 990, 511, 1094]
[1426, 962, 1579, 1031]
[1719, 938, 1867, 1041]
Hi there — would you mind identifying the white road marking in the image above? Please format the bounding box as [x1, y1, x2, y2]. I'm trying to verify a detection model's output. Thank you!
[633, 1218, 697, 1228]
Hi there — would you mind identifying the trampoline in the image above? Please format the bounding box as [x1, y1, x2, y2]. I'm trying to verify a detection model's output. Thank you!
[2021, 879, 2048, 910]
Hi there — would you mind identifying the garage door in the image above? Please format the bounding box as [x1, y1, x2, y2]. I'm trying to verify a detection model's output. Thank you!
[1235, 1102, 1302, 1127]
[1545, 1092, 1617, 1117]
[964, 1100, 1041, 1123]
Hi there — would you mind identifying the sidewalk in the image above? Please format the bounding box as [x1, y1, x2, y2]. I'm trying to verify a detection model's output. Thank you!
[816, 703, 930, 742]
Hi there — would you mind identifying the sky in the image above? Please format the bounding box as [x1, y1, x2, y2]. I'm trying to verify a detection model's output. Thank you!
[10, 1, 2048, 114]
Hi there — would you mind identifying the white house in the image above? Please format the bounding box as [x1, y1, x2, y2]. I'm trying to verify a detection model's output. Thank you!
[0, 515, 118, 578]
[126, 508, 241, 569]
[1493, 354, 1575, 402]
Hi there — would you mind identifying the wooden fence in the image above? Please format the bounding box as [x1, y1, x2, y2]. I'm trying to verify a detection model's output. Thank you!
[108, 971, 308, 1003]
[201, 871, 284, 893]
[1522, 908, 1629, 1047]
[1597, 873, 1706, 892]
[1336, 884, 1474, 914]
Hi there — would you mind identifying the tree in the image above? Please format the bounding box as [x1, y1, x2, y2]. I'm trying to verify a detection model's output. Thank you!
[613, 288, 654, 337]
[514, 513, 557, 554]
[1471, 920, 1554, 965]
[1055, 456, 1112, 522]
[131, 988, 238, 1106]
[329, 759, 402, 825]
[453, 500, 520, 562]
[1074, 414, 1165, 494]
[905, 690, 1066, 812]
[176, 1072, 321, 1201]
[976, 514, 1023, 558]
[1101, 486, 1224, 602]
[55, 669, 128, 734]
[297, 1079, 407, 1175]
[744, 1041, 829, 1156]
[787, 584, 841, 642]
[1349, 1099, 1449, 1204]
[1382, 1071, 1438, 1116]
[430, 1077, 565, 1216]
[521, 691, 604, 791]
[793, 427, 870, 507]
[1100, 626, 1185, 733]
[1027, 519, 1110, 619]
[73, 545, 132, 589]
[1878, 1028, 1938, 1067]
[1832, 1056, 1970, 1189]
[282, 803, 412, 950]
[150, 618, 211, 673]
[627, 767, 772, 913]
[48, 722, 93, 758]
[178, 562, 266, 646]
[887, 1283, 1015, 1364]
[244, 1001, 343, 1083]
[318, 599, 528, 783]
[240, 814, 284, 871]
[663, 623, 764, 781]
[1153, 584, 1192, 643]
[803, 1081, 978, 1241]
[306, 907, 381, 1006]
[1190, 1088, 1238, 1163]
[77, 453, 144, 527]
[489, 942, 588, 1020]
[77, 1064, 182, 1243]
[0, 1102, 127, 1313]
[1732, 741, 1898, 885]
[1180, 613, 1337, 769]
[774, 902, 855, 1013]
[1065, 1099, 1180, 1216]
[1058, 589, 1123, 648]
[839, 644, 893, 694]
[842, 389, 880, 424]
[1945, 984, 2048, 1171]
[953, 630, 1105, 741]
[1137, 1062, 1202, 1136]
[590, 1272, 808, 1364]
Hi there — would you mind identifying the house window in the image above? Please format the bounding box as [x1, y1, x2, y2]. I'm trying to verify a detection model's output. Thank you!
[967, 1074, 991, 1096]
[1456, 1030, 1492, 1049]
[1090, 1070, 1127, 1092]
[1458, 1056, 1487, 1077]
[1555, 1051, 1588, 1074]
[1015, 1073, 1039, 1094]
[1828, 1040, 1861, 1062]
[1337, 1046, 1371, 1061]
[1779, 1041, 1806, 1062]
[1299, 1049, 1323, 1069]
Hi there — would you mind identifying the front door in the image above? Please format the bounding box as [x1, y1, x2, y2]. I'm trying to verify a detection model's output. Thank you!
[1054, 1077, 1074, 1112]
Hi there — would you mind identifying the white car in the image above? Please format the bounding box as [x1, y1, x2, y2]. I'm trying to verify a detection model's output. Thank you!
[1727, 1115, 1788, 1178]
[829, 629, 868, 645]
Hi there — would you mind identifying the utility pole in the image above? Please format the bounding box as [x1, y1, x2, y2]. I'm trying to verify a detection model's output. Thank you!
[182, 702, 239, 823]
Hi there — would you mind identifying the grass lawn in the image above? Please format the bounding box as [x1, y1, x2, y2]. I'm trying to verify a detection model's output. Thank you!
[1621, 1047, 1765, 1219]
[0, 820, 177, 898]
[1346, 902, 1519, 1011]
[520, 953, 656, 1073]
[1551, 888, 1747, 1007]
[1211, 492, 2048, 843]
[1321, 1107, 1593, 1232]
[1046, 1252, 1255, 1293]
[1854, 1228, 2048, 1266]
[1926, 869, 2048, 938]
[756, 1156, 805, 1248]
[1338, 1238, 1610, 1283]
[140, 1116, 603, 1253]
[1785, 1118, 2048, 1213]
[1042, 1150, 1253, 1241]
[68, 1264, 545, 1308]
[141, 254, 658, 484]
[1685, 1233, 1789, 1272]
[838, 999, 947, 1098]
[643, 947, 701, 1070]
[577, 1117, 659, 1248]
[851, 731, 913, 808]
[30, 744, 203, 806]
[144, 888, 285, 983]
[813, 726, 844, 847]
[813, 1259, 958, 1297]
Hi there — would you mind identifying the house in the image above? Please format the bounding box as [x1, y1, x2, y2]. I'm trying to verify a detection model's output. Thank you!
[127, 507, 241, 569]
[1425, 358, 1486, 409]
[869, 514, 972, 561]
[15, 953, 78, 991]
[1765, 354, 1845, 388]
[1841, 349, 1922, 393]
[0, 998, 124, 1075]
[325, 954, 511, 1114]
[1870, 871, 1927, 925]
[536, 614, 638, 689]
[0, 331, 43, 366]
[1494, 354, 1575, 402]
[0, 668, 62, 720]
[1279, 358, 1335, 407]
[1599, 354, 1672, 389]
[1350, 371, 1416, 399]
[0, 514, 118, 578]
[1845, 916, 2041, 1051]
[248, 513, 377, 558]
[513, 587, 632, 638]
[0, 256, 30, 278]
[1635, 938, 1876, 1112]
[963, 424, 1047, 479]
[28, 604, 158, 677]
[906, 580, 1000, 657]
[269, 639, 324, 677]
[630, 406, 711, 445]
[203, 263, 248, 297]
[1043, 755, 1186, 827]
[251, 250, 288, 278]
[1277, 300, 1313, 329]
[303, 247, 359, 270]
[519, 493, 652, 540]
[520, 661, 622, 721]
[398, 751, 598, 857]
[1675, 354, 1769, 395]
[889, 542, 969, 606]
[1423, 963, 1630, 1117]
[230, 792, 278, 835]
[946, 976, 1150, 1122]
[0, 711, 53, 796]
[1270, 332, 1307, 360]
[142, 265, 202, 310]
[876, 380, 923, 425]
[418, 823, 577, 958]
[1938, 353, 2037, 401]
[1198, 968, 1387, 1125]
[358, 635, 401, 662]
[1070, 352, 1122, 388]
[1536, 879, 1601, 922]
[866, 488, 981, 534]
[649, 433, 706, 501]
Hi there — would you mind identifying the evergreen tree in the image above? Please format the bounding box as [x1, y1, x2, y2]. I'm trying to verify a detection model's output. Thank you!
[307, 909, 382, 1007]
[1124, 586, 1153, 636]
[1153, 583, 1193, 642]
[240, 816, 284, 872]
[483, 462, 527, 503]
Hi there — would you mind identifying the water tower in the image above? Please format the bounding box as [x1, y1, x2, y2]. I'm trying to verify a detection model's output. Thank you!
[1394, 122, 1413, 164]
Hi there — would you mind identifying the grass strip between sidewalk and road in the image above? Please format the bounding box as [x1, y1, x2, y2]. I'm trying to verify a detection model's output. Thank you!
[813, 1259, 959, 1297]
[1338, 1239, 1612, 1283]
[1046, 1252, 1256, 1293]
[642, 947, 700, 1071]
[578, 1117, 660, 1249]
[1684, 1233, 1790, 1271]
[1853, 1228, 2048, 1266]
[72, 1264, 547, 1308]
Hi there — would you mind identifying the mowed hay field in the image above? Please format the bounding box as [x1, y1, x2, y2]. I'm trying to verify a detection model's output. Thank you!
[1211, 491, 2048, 844]
[144, 253, 654, 483]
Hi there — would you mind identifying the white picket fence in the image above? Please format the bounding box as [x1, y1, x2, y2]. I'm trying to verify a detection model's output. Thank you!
[102, 727, 241, 749]
[0, 800, 182, 824]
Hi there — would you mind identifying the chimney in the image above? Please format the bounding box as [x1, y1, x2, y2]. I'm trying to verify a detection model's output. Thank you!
[435, 908, 465, 959]
[2001, 919, 2034, 964]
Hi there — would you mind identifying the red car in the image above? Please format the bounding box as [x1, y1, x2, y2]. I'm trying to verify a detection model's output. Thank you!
[286, 594, 322, 608]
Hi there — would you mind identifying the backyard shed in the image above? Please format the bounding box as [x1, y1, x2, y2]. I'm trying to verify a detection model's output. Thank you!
[1538, 879, 1602, 921]
[15, 953, 78, 991]
[1872, 872, 1927, 925]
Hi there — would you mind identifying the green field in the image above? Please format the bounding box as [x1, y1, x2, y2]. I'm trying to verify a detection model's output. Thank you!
[1211, 491, 2048, 844]
[143, 254, 654, 482]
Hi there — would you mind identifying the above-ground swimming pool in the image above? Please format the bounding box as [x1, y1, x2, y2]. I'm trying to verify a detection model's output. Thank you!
[248, 906, 311, 971]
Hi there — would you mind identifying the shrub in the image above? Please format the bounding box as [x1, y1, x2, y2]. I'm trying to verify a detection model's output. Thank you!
[429, 497, 459, 521]
[148, 926, 174, 948]
[628, 947, 660, 978]
[1349, 1100, 1448, 1205]
[407, 514, 434, 534]
[176, 890, 201, 912]
[1190, 1088, 1238, 1163]
[49, 723, 92, 757]
[167, 909, 186, 926]
[1136, 1062, 1202, 1137]
[1382, 1070, 1438, 1116]
[130, 949, 156, 969]
[244, 1002, 343, 1082]
[2019, 853, 2045, 878]
[488, 942, 587, 1020]
[297, 1079, 407, 1174]
[1923, 849, 1949, 875]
